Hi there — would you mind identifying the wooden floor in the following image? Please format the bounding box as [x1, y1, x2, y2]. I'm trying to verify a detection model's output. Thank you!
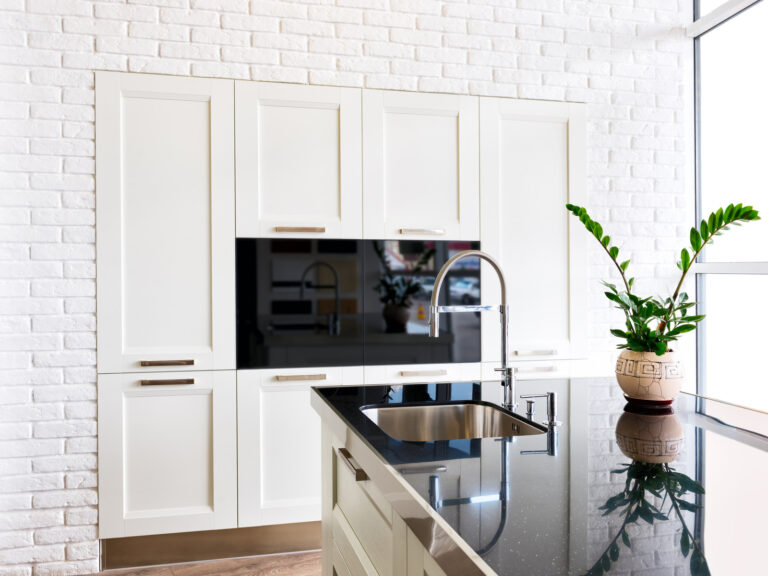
[94, 551, 322, 576]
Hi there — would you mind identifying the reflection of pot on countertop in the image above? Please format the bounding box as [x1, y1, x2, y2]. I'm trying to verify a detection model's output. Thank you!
[615, 405, 684, 463]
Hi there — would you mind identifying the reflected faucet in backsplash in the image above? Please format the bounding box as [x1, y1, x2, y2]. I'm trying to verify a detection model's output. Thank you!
[299, 261, 340, 336]
[588, 405, 710, 576]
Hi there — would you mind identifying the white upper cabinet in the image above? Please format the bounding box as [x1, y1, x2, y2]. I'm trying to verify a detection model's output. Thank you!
[95, 72, 236, 373]
[362, 90, 479, 240]
[479, 98, 587, 363]
[235, 82, 362, 238]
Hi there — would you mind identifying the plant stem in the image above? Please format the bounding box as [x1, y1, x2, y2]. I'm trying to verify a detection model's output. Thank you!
[598, 240, 632, 294]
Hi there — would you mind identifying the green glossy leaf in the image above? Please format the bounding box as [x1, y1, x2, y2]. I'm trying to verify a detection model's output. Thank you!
[609, 246, 619, 259]
[724, 203, 734, 221]
[681, 530, 690, 557]
[620, 259, 630, 272]
[681, 248, 690, 271]
[708, 212, 716, 232]
[602, 235, 610, 247]
[700, 220, 709, 240]
[601, 555, 610, 571]
[621, 530, 630, 548]
[715, 207, 724, 228]
[609, 543, 619, 562]
[690, 227, 701, 251]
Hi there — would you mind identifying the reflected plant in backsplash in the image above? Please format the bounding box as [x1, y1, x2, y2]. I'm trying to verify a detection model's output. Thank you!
[587, 461, 710, 576]
[566, 202, 760, 404]
[372, 241, 435, 333]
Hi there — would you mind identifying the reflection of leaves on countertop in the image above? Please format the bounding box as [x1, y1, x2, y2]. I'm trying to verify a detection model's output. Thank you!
[586, 461, 710, 576]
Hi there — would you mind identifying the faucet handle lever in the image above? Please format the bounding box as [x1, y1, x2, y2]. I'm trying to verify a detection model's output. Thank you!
[519, 392, 559, 426]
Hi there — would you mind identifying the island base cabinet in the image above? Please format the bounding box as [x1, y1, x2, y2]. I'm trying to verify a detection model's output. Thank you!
[406, 529, 449, 576]
[98, 371, 237, 539]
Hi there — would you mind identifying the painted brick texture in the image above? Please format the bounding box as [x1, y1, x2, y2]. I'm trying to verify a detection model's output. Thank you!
[0, 1, 692, 574]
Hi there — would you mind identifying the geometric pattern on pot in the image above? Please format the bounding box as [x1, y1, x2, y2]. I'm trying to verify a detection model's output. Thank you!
[615, 357, 684, 380]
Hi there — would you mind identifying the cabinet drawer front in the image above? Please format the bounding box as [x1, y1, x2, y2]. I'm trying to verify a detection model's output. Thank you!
[335, 447, 393, 576]
[364, 363, 481, 385]
[98, 370, 237, 538]
[481, 360, 571, 381]
[332, 507, 379, 576]
[96, 72, 235, 373]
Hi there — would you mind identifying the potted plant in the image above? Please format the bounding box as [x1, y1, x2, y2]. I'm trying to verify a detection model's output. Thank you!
[567, 203, 760, 403]
[372, 241, 435, 333]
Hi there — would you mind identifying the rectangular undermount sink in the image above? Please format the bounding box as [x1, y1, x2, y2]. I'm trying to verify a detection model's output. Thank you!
[361, 402, 546, 442]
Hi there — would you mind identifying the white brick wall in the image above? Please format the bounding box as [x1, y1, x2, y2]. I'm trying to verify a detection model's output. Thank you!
[0, 1, 692, 574]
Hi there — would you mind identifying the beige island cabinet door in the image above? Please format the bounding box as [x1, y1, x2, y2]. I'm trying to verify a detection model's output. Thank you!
[363, 90, 479, 241]
[97, 370, 237, 538]
[95, 72, 236, 374]
[235, 82, 362, 238]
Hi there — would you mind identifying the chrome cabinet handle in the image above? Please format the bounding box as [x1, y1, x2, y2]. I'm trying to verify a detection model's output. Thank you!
[398, 228, 445, 236]
[140, 378, 195, 386]
[337, 448, 368, 482]
[513, 349, 557, 357]
[274, 226, 326, 233]
[139, 359, 195, 367]
[274, 374, 327, 382]
[398, 369, 448, 378]
[516, 366, 557, 374]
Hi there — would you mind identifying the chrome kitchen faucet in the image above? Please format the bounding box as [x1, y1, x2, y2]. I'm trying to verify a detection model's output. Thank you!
[428, 250, 518, 411]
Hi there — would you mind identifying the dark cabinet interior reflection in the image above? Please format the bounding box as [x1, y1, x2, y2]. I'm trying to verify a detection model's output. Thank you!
[236, 239, 481, 369]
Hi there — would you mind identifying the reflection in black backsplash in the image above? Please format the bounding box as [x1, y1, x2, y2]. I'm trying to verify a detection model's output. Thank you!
[236, 239, 481, 369]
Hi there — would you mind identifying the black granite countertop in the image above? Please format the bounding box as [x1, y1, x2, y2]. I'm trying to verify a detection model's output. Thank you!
[315, 378, 768, 576]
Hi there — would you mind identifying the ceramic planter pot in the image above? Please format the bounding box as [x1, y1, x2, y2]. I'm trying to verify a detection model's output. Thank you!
[615, 406, 684, 464]
[383, 304, 410, 333]
[615, 349, 684, 404]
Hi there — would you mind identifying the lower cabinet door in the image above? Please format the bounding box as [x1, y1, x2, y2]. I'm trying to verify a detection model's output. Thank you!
[237, 369, 328, 526]
[98, 370, 237, 538]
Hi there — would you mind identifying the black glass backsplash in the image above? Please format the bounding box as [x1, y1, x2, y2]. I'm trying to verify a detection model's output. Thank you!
[236, 239, 481, 369]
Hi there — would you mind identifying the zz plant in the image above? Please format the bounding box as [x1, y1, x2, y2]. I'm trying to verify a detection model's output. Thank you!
[566, 203, 760, 356]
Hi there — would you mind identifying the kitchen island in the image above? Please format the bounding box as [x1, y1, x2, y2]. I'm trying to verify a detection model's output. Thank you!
[311, 378, 768, 576]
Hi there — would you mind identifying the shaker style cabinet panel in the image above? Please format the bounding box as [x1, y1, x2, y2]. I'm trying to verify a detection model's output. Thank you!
[362, 90, 480, 241]
[237, 368, 356, 527]
[235, 82, 363, 238]
[95, 72, 236, 373]
[97, 370, 237, 538]
[479, 98, 587, 365]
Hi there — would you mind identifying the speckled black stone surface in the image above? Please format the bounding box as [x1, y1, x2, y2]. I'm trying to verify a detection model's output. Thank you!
[315, 378, 768, 576]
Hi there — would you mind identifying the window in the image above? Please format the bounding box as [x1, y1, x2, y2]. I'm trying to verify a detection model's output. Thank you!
[693, 0, 768, 410]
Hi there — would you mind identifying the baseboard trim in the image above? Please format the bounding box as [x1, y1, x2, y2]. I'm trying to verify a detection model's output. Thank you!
[100, 521, 322, 570]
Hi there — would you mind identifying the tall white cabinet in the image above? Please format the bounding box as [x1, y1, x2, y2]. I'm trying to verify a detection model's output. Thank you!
[235, 82, 362, 238]
[479, 98, 587, 374]
[96, 72, 238, 539]
[95, 72, 236, 373]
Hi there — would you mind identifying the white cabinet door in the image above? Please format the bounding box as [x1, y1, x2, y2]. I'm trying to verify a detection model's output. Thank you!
[95, 72, 236, 373]
[479, 98, 587, 364]
[238, 368, 358, 527]
[98, 370, 237, 538]
[363, 90, 479, 240]
[236, 82, 362, 238]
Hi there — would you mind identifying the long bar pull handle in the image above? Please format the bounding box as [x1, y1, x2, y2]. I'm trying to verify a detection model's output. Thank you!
[140, 359, 195, 367]
[398, 228, 445, 236]
[513, 349, 557, 357]
[274, 374, 327, 382]
[398, 369, 448, 378]
[140, 379, 195, 386]
[274, 226, 326, 233]
[337, 448, 368, 482]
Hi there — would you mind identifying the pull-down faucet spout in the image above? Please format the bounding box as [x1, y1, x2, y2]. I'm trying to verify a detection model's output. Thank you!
[428, 250, 517, 411]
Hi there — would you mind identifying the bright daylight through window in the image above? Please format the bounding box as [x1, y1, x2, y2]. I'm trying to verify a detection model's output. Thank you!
[695, 0, 768, 410]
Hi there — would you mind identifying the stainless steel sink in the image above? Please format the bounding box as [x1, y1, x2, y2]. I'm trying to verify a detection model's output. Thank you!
[360, 402, 546, 442]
